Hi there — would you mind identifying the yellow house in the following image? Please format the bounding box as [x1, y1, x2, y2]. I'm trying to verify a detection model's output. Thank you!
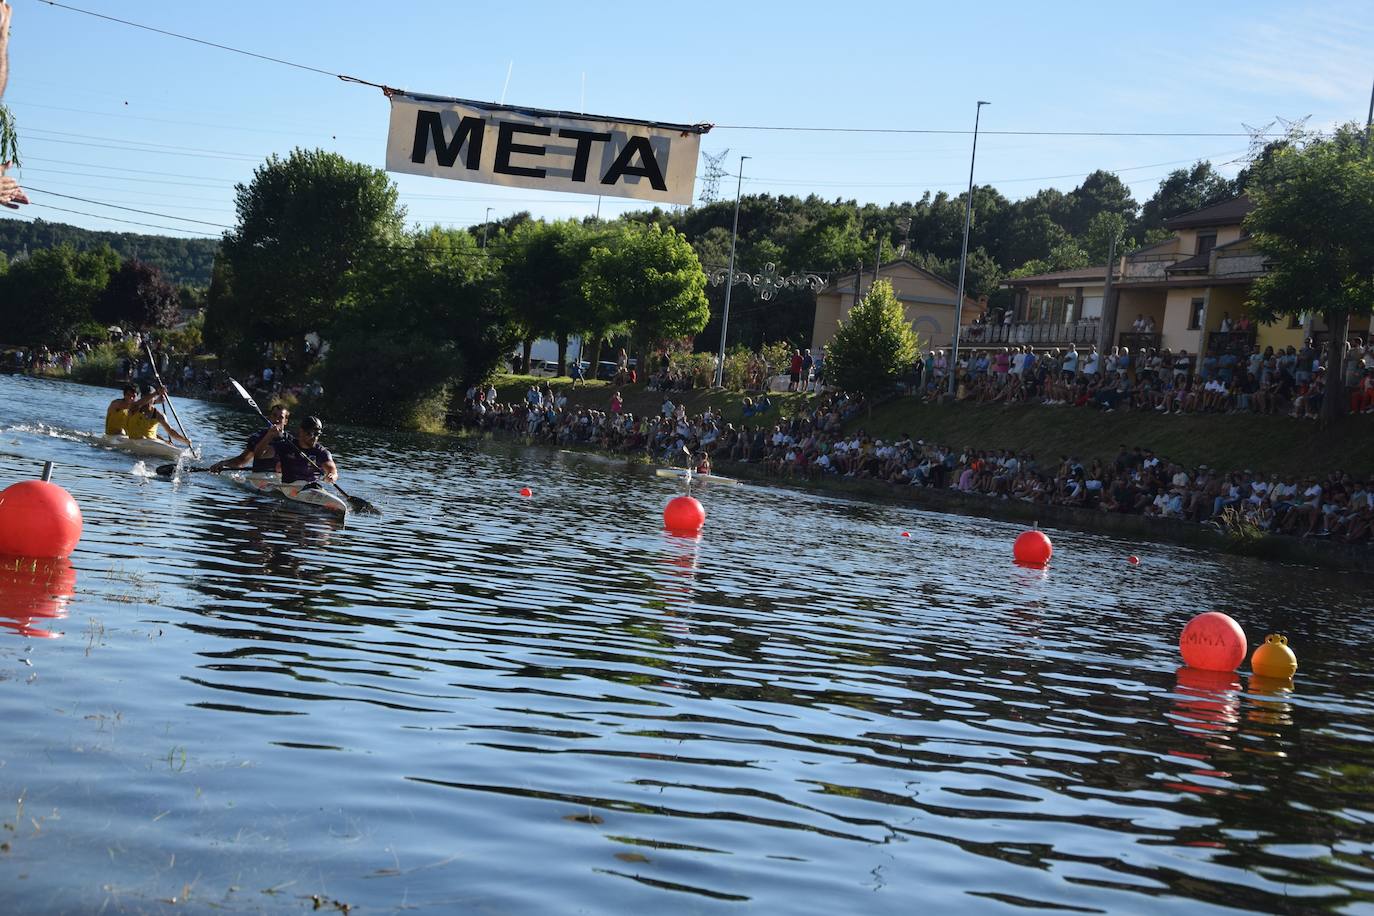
[1110, 195, 1369, 358]
[812, 259, 980, 353]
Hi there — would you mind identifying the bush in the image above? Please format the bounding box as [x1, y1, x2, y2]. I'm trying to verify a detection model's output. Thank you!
[67, 341, 130, 386]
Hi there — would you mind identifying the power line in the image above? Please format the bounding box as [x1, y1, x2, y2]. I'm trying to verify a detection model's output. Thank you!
[25, 186, 233, 228]
[34, 0, 389, 91]
[23, 203, 221, 236]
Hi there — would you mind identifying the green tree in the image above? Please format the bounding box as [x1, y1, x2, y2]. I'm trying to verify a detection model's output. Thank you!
[1008, 240, 1090, 279]
[501, 219, 591, 374]
[1064, 170, 1138, 237]
[0, 243, 119, 344]
[211, 149, 404, 361]
[1083, 211, 1129, 264]
[1140, 161, 1236, 232]
[95, 258, 180, 330]
[824, 279, 919, 404]
[581, 222, 709, 368]
[1244, 123, 1374, 425]
[324, 227, 513, 428]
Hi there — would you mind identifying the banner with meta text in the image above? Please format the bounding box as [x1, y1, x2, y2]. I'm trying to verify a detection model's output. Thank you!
[386, 94, 705, 205]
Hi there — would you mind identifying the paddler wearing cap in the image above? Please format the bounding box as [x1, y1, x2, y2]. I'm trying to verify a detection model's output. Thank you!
[274, 416, 337, 486]
[207, 403, 291, 475]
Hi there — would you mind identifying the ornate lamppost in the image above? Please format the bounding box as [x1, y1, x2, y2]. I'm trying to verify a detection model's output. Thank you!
[708, 262, 826, 385]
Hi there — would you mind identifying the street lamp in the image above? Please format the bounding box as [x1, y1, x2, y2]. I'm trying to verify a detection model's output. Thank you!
[949, 100, 989, 396]
[713, 155, 750, 388]
[481, 207, 494, 249]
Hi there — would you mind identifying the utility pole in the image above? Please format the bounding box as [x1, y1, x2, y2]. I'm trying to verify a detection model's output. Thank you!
[1364, 75, 1373, 153]
[481, 207, 493, 249]
[1095, 229, 1121, 354]
[872, 232, 882, 285]
[949, 101, 989, 396]
[713, 155, 750, 388]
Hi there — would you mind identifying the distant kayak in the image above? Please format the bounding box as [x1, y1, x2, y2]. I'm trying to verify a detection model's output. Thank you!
[229, 471, 349, 516]
[98, 434, 188, 461]
[655, 467, 741, 486]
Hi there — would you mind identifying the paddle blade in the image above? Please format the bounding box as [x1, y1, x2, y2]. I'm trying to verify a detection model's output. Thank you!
[228, 378, 263, 416]
[154, 463, 177, 477]
[346, 495, 381, 516]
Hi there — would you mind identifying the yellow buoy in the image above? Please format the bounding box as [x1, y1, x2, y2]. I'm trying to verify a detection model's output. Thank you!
[1251, 633, 1298, 680]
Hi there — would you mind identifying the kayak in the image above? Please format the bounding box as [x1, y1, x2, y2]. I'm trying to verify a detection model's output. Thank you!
[229, 471, 349, 516]
[98, 434, 188, 461]
[655, 467, 741, 486]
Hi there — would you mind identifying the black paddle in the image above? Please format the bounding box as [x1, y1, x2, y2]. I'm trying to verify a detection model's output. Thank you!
[228, 378, 380, 515]
[155, 463, 218, 477]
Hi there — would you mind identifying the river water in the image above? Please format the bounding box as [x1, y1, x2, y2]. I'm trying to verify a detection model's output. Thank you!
[1, 374, 1372, 913]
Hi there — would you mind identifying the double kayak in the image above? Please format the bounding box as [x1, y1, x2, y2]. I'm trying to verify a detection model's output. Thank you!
[98, 434, 189, 462]
[228, 471, 349, 516]
[655, 467, 741, 486]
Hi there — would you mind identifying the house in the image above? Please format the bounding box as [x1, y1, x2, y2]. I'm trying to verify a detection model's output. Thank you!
[995, 266, 1111, 348]
[811, 259, 980, 353]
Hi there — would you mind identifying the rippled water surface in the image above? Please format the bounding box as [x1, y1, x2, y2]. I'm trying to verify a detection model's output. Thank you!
[2, 374, 1374, 913]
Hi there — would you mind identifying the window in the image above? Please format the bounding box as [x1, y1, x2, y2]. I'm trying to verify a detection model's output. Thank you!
[1188, 298, 1205, 330]
[1288, 313, 1303, 330]
[1196, 234, 1217, 257]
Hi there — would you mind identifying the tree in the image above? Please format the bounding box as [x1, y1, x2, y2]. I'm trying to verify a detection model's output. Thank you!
[1140, 162, 1236, 232]
[580, 223, 709, 369]
[95, 258, 180, 329]
[824, 279, 919, 404]
[0, 243, 119, 344]
[211, 148, 404, 361]
[1244, 123, 1374, 426]
[1008, 240, 1090, 279]
[500, 219, 590, 374]
[1083, 211, 1129, 264]
[323, 227, 513, 427]
[1064, 170, 1138, 237]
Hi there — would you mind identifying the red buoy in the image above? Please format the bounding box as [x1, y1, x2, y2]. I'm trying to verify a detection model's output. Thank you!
[1012, 529, 1053, 567]
[1128, 555, 1140, 565]
[663, 495, 705, 534]
[519, 487, 532, 498]
[1179, 611, 1247, 672]
[0, 480, 83, 559]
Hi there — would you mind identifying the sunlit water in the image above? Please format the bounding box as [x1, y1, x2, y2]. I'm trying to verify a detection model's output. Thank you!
[1, 374, 1372, 913]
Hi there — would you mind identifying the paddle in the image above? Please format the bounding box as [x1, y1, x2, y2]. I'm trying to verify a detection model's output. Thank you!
[228, 378, 380, 515]
[154, 464, 219, 477]
[144, 343, 196, 457]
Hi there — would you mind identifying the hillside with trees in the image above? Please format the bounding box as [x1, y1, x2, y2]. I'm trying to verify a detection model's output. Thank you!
[0, 217, 219, 286]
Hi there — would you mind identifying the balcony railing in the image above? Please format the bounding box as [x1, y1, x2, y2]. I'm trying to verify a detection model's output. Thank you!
[1206, 330, 1257, 356]
[959, 319, 1100, 348]
[1117, 331, 1162, 352]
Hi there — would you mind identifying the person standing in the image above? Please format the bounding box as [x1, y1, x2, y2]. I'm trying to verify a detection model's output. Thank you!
[800, 349, 814, 393]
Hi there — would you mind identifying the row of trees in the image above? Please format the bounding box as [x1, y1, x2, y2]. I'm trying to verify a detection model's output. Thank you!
[1, 245, 185, 345]
[204, 149, 710, 423]
[0, 219, 218, 286]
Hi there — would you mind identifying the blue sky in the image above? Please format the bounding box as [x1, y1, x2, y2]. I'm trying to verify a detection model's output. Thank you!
[3, 0, 1370, 241]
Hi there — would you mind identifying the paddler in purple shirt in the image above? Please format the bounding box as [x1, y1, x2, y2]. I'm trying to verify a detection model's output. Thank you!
[275, 415, 338, 486]
[208, 403, 292, 474]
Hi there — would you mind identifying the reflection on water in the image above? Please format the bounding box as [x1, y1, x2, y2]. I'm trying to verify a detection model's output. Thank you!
[0, 556, 74, 639]
[2, 374, 1374, 912]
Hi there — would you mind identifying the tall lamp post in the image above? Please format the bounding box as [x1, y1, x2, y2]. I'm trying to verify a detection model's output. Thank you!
[481, 207, 494, 249]
[714, 155, 750, 388]
[949, 100, 989, 396]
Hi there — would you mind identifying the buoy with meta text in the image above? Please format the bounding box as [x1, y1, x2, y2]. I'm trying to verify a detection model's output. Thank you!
[1250, 633, 1297, 680]
[1179, 611, 1247, 672]
[0, 465, 83, 559]
[519, 487, 532, 498]
[1012, 529, 1053, 567]
[663, 495, 705, 534]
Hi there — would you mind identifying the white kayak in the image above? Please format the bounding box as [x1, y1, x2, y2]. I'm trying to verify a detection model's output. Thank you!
[656, 467, 741, 486]
[99, 434, 188, 461]
[229, 471, 349, 516]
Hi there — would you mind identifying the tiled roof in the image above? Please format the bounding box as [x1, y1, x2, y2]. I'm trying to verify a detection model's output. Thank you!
[1162, 195, 1252, 230]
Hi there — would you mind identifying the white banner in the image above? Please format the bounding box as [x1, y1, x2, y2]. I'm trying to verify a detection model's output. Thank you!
[385, 94, 707, 205]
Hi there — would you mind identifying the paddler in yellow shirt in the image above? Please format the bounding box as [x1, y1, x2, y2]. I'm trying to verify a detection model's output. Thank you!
[105, 382, 162, 435]
[118, 384, 191, 447]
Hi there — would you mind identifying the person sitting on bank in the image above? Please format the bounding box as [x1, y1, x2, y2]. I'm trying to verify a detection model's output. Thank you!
[208, 403, 292, 475]
[118, 385, 191, 446]
[275, 415, 337, 486]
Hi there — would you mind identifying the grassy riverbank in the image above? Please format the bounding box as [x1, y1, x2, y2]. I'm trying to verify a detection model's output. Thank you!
[494, 374, 1374, 478]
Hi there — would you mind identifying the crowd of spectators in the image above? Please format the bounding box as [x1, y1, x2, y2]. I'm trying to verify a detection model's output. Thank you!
[458, 377, 1374, 546]
[906, 337, 1374, 417]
